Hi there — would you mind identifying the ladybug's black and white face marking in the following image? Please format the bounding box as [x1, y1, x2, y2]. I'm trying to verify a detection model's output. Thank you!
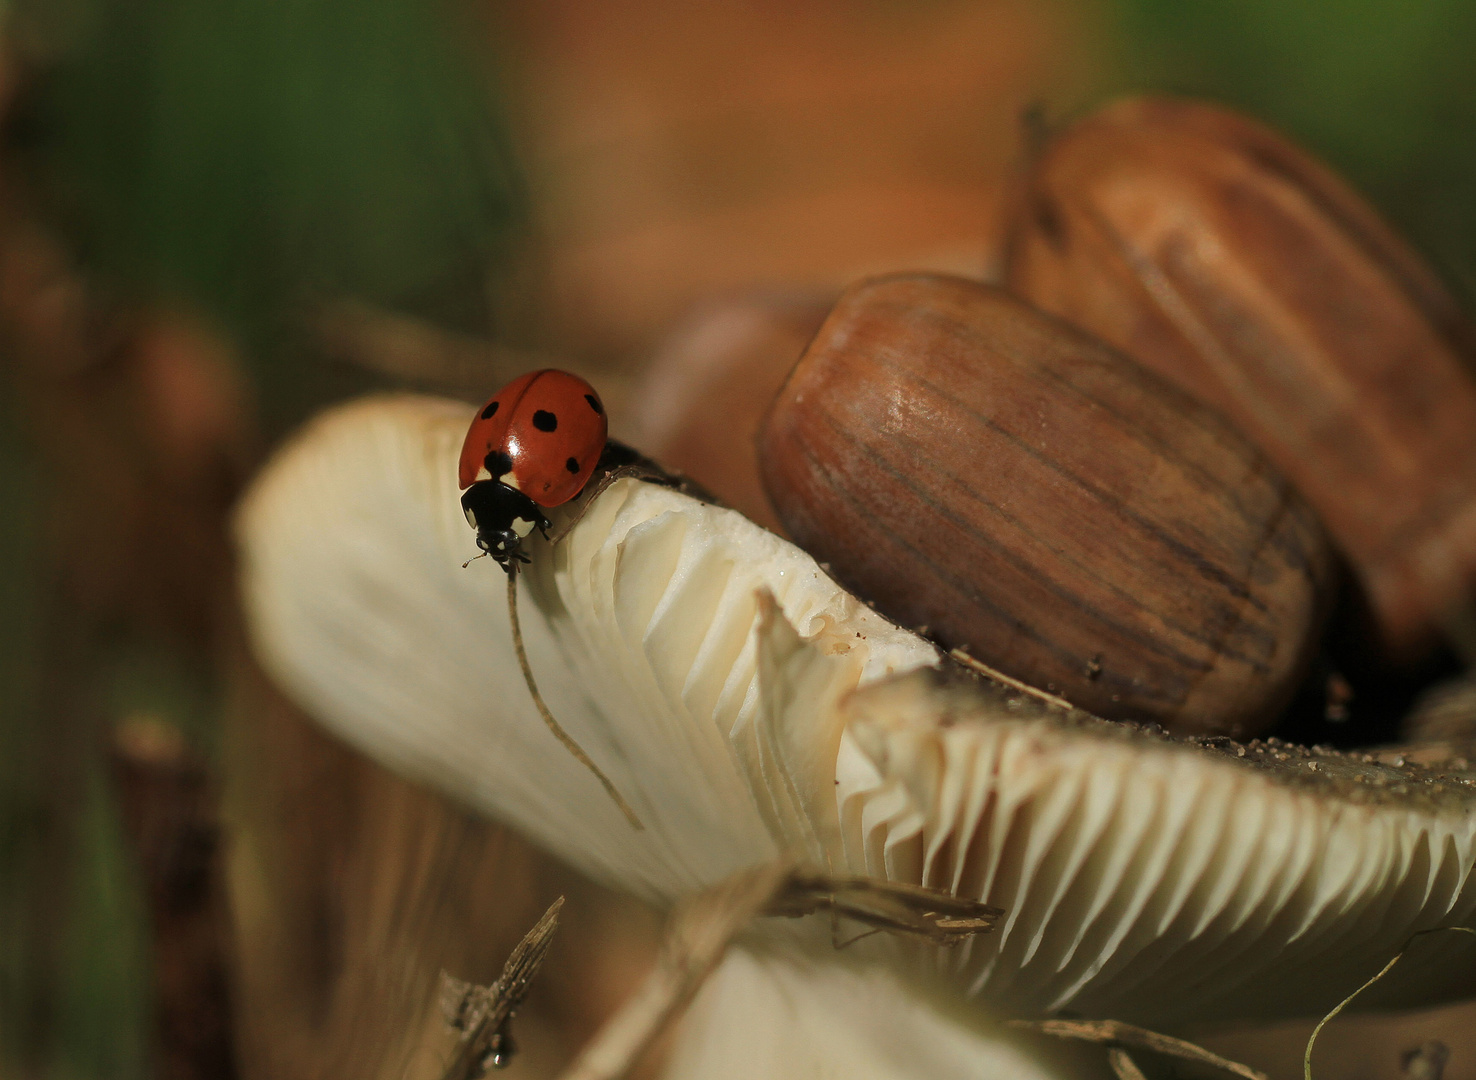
[461, 478, 551, 573]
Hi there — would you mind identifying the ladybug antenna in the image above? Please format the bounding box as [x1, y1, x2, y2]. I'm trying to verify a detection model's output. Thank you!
[504, 572, 645, 831]
[461, 551, 491, 570]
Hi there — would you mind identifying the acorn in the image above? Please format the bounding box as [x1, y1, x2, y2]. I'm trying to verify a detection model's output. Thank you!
[1005, 96, 1476, 658]
[758, 274, 1334, 736]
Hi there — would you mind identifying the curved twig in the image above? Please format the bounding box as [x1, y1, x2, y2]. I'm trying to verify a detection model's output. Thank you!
[506, 572, 644, 830]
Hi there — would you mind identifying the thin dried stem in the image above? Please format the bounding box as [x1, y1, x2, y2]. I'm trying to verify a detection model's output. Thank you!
[439, 897, 564, 1080]
[1304, 927, 1476, 1080]
[949, 647, 1075, 711]
[1107, 1047, 1149, 1080]
[771, 871, 1001, 945]
[1010, 1018, 1268, 1080]
[506, 573, 644, 830]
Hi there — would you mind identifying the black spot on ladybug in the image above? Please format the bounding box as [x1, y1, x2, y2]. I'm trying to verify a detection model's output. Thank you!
[485, 449, 513, 476]
[533, 410, 557, 432]
[480, 400, 499, 420]
[565, 457, 579, 474]
[585, 394, 603, 415]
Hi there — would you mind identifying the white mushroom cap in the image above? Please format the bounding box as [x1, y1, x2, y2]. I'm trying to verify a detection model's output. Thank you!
[236, 393, 1476, 1042]
[236, 395, 937, 899]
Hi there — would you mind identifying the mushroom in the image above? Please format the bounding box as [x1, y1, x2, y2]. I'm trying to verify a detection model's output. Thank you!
[236, 394, 939, 897]
[236, 394, 1476, 1077]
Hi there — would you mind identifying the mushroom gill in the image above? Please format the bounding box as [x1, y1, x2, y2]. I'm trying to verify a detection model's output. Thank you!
[835, 672, 1476, 1025]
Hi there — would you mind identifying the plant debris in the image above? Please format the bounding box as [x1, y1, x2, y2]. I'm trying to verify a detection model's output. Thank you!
[767, 870, 1002, 945]
[439, 896, 564, 1080]
[949, 647, 1076, 711]
[1009, 1018, 1267, 1080]
[1304, 927, 1476, 1080]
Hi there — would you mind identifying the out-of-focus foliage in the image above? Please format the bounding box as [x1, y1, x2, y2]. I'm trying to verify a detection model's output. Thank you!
[1, 0, 528, 1074]
[0, 409, 51, 1073]
[1106, 0, 1476, 305]
[0, 423, 206, 1078]
[17, 0, 528, 429]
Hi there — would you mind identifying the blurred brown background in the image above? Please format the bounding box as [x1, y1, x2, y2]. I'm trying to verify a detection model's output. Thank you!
[2, 0, 1475, 1077]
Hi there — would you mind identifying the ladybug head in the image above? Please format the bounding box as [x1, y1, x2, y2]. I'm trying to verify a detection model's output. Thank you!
[461, 479, 549, 575]
[472, 523, 530, 572]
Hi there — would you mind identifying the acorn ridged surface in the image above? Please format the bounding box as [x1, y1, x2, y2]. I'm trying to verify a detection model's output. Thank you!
[1006, 95, 1476, 656]
[759, 274, 1334, 736]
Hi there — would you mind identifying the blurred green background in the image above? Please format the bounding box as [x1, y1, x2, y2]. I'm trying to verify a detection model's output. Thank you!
[1, 0, 1474, 1075]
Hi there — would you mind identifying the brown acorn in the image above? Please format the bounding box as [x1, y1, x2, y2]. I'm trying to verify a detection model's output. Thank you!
[1005, 95, 1476, 657]
[759, 274, 1334, 736]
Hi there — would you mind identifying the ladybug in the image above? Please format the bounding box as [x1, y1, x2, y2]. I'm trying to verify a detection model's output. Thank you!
[458, 369, 608, 572]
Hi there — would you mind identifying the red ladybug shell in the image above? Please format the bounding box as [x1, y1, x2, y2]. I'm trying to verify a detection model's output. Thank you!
[458, 370, 608, 507]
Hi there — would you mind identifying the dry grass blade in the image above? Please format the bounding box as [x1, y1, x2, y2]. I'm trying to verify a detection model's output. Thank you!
[1010, 1018, 1268, 1080]
[949, 648, 1075, 711]
[439, 896, 565, 1080]
[557, 860, 1003, 1080]
[770, 871, 1002, 944]
[1108, 1047, 1150, 1080]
